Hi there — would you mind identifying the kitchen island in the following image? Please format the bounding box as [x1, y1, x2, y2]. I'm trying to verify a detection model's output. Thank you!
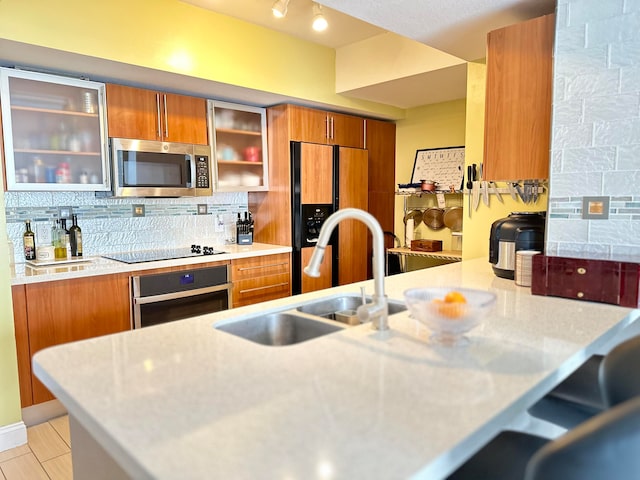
[33, 258, 640, 479]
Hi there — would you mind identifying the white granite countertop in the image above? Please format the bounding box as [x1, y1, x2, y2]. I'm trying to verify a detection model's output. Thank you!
[10, 242, 291, 285]
[33, 258, 640, 479]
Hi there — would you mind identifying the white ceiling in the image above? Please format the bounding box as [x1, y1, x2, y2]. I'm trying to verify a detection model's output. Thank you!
[317, 0, 556, 60]
[181, 0, 387, 48]
[182, 0, 556, 109]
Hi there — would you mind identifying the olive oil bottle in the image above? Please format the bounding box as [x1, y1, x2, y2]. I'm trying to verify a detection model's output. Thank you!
[23, 220, 36, 260]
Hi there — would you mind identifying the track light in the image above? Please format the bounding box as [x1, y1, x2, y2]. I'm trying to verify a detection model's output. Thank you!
[272, 0, 289, 18]
[312, 2, 328, 31]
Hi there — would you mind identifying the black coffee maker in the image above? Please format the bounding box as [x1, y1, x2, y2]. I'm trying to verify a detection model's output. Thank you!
[489, 212, 546, 279]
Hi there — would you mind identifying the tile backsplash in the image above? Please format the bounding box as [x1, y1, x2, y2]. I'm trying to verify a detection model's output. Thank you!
[547, 0, 640, 259]
[5, 191, 249, 263]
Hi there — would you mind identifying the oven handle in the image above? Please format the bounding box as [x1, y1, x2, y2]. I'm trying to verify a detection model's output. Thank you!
[133, 283, 231, 305]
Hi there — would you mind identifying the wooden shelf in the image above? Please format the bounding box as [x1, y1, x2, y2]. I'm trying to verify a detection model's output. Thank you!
[387, 247, 462, 262]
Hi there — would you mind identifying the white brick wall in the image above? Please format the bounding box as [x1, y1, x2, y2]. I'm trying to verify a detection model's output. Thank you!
[547, 0, 640, 258]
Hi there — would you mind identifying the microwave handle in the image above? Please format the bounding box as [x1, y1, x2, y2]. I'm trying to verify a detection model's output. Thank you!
[187, 157, 195, 188]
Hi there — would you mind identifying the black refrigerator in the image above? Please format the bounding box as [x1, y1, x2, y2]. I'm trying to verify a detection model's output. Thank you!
[290, 141, 368, 295]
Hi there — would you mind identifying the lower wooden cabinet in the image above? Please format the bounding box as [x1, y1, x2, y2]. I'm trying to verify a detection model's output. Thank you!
[12, 273, 131, 407]
[231, 253, 291, 307]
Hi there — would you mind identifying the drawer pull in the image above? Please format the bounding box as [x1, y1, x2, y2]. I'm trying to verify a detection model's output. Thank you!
[577, 291, 585, 298]
[237, 262, 288, 272]
[577, 267, 587, 274]
[239, 282, 289, 294]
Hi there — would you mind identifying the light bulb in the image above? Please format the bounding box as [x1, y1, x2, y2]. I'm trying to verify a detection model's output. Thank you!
[272, 0, 289, 18]
[312, 3, 328, 31]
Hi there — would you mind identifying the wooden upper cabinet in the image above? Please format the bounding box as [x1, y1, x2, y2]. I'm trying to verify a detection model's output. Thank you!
[288, 105, 364, 148]
[106, 84, 208, 145]
[483, 13, 555, 181]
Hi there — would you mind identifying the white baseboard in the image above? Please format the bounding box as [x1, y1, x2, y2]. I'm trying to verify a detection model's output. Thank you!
[0, 421, 27, 453]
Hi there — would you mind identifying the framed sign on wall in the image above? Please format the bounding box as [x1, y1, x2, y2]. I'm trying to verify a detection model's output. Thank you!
[410, 146, 465, 192]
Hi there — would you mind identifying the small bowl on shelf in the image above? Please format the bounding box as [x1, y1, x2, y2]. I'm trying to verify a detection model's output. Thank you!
[403, 287, 496, 346]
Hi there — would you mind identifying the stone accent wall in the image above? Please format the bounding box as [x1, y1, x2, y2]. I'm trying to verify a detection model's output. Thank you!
[547, 0, 640, 258]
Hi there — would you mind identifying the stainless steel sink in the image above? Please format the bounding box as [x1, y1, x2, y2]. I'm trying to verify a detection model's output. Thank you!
[296, 294, 407, 324]
[215, 312, 344, 346]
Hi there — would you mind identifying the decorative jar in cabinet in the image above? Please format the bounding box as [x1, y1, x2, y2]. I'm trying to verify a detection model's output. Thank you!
[209, 100, 269, 192]
[0, 67, 110, 192]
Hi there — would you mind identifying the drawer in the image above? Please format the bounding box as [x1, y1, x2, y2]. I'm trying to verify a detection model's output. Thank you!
[232, 272, 290, 307]
[231, 253, 290, 281]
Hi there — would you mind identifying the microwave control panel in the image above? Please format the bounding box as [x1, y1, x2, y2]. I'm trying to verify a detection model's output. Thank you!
[195, 155, 210, 189]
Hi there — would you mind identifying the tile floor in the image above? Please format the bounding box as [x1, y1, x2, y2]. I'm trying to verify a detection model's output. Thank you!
[0, 415, 72, 480]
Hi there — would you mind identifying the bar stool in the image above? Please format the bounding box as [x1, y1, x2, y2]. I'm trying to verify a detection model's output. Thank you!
[447, 396, 640, 480]
[447, 335, 640, 480]
[528, 334, 640, 429]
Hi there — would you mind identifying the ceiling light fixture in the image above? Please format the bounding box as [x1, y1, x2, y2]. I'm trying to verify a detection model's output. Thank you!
[272, 0, 289, 18]
[312, 2, 328, 32]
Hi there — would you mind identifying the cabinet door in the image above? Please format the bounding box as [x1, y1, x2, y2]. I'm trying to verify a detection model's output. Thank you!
[26, 274, 130, 404]
[483, 14, 555, 181]
[106, 84, 159, 141]
[338, 147, 369, 285]
[11, 285, 32, 408]
[300, 142, 334, 204]
[330, 112, 364, 149]
[301, 246, 333, 293]
[365, 119, 396, 277]
[1, 68, 110, 191]
[163, 92, 208, 145]
[210, 100, 268, 191]
[288, 105, 329, 144]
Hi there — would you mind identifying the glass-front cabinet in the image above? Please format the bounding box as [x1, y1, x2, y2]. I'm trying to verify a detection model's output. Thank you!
[0, 68, 110, 191]
[208, 100, 268, 191]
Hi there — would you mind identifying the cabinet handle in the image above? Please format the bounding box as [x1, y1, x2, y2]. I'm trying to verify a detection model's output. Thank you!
[237, 262, 288, 272]
[325, 116, 330, 140]
[330, 116, 334, 140]
[239, 282, 289, 294]
[363, 119, 367, 149]
[163, 94, 169, 138]
[155, 93, 162, 139]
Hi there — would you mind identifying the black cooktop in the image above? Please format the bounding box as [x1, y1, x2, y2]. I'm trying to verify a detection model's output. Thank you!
[102, 246, 226, 264]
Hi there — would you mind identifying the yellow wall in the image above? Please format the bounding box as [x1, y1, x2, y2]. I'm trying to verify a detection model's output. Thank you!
[0, 159, 22, 428]
[394, 99, 466, 260]
[0, 0, 401, 119]
[461, 61, 547, 261]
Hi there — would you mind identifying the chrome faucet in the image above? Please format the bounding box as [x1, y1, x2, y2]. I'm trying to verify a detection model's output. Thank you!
[303, 208, 389, 331]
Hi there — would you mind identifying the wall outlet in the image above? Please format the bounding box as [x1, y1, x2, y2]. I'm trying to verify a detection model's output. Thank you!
[582, 196, 609, 220]
[58, 206, 73, 220]
[215, 214, 224, 233]
[197, 204, 208, 215]
[132, 204, 145, 217]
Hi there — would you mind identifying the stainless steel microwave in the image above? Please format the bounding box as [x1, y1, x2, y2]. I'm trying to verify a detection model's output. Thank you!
[109, 138, 212, 197]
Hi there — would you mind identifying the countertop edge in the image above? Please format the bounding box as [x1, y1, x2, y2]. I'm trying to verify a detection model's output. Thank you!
[10, 243, 292, 285]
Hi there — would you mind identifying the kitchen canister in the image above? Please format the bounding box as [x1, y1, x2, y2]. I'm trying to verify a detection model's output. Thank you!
[515, 250, 541, 287]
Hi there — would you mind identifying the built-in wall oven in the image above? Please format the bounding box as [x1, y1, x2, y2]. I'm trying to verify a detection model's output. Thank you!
[131, 265, 231, 329]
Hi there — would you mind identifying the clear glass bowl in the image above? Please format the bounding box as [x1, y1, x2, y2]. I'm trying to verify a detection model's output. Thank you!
[404, 287, 497, 346]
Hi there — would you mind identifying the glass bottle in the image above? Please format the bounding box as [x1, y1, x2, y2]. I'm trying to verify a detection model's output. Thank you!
[61, 219, 71, 259]
[54, 220, 67, 259]
[69, 214, 83, 257]
[23, 220, 36, 261]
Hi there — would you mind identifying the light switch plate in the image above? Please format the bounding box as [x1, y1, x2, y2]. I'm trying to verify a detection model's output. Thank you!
[582, 196, 609, 220]
[197, 204, 208, 215]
